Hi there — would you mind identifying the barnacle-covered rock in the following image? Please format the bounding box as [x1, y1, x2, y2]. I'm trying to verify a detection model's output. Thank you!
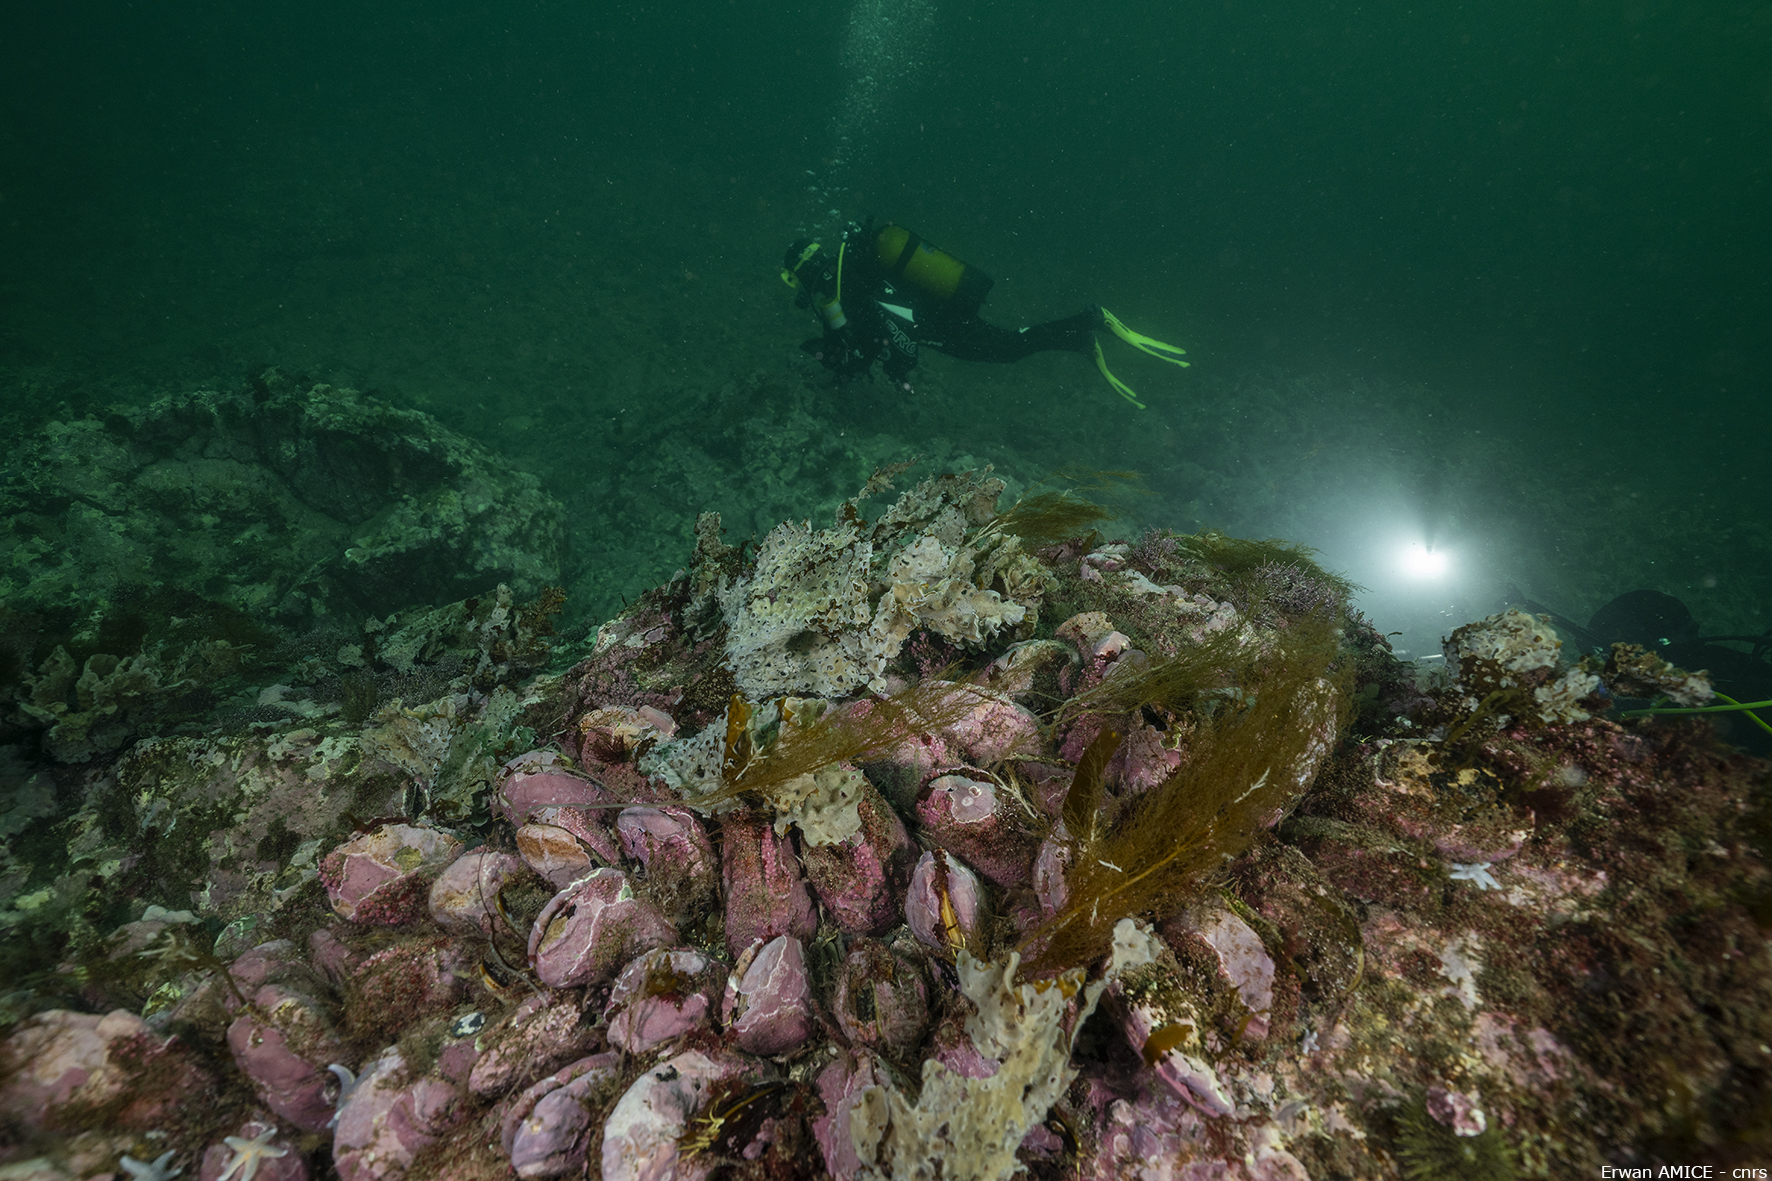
[8, 459, 1769, 1181]
[905, 850, 985, 955]
[719, 810, 818, 959]
[604, 946, 724, 1053]
[1105, 922, 1235, 1117]
[615, 805, 720, 922]
[1170, 904, 1276, 1042]
[351, 936, 473, 1027]
[914, 771, 1039, 888]
[0, 1008, 211, 1132]
[332, 1040, 477, 1181]
[724, 934, 815, 1055]
[528, 868, 678, 987]
[495, 753, 627, 823]
[502, 1052, 623, 1180]
[600, 1049, 758, 1181]
[427, 849, 528, 936]
[801, 775, 916, 934]
[319, 823, 463, 926]
[226, 980, 349, 1132]
[515, 822, 598, 889]
[830, 938, 931, 1056]
[468, 993, 604, 1099]
[813, 1051, 888, 1181]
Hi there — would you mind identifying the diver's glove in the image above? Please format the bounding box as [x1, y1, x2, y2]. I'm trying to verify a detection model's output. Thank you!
[801, 329, 875, 379]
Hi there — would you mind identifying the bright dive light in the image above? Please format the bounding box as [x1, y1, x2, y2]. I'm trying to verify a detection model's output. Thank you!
[1400, 542, 1449, 579]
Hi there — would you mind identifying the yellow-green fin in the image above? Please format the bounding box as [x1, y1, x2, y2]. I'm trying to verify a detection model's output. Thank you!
[1101, 308, 1190, 367]
[1093, 339, 1147, 409]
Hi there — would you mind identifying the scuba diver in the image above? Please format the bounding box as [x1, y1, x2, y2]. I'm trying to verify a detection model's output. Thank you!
[780, 218, 1188, 408]
[1506, 586, 1772, 756]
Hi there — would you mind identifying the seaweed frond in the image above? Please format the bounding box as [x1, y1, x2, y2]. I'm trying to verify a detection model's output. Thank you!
[1058, 624, 1251, 725]
[1062, 727, 1119, 846]
[1174, 531, 1360, 618]
[1172, 531, 1328, 576]
[1022, 616, 1348, 975]
[983, 468, 1147, 548]
[692, 679, 994, 810]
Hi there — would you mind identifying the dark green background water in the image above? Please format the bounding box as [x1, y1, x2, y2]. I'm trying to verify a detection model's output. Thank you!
[4, 0, 1768, 653]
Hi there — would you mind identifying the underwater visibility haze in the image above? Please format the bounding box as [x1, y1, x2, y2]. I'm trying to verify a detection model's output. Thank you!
[1, 1, 1770, 1177]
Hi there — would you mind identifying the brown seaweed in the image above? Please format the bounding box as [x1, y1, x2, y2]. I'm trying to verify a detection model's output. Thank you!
[694, 678, 995, 810]
[1058, 624, 1252, 726]
[982, 468, 1146, 548]
[1022, 616, 1348, 976]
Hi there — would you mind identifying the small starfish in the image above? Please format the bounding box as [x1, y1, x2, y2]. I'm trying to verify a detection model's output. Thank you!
[119, 1151, 182, 1181]
[217, 1126, 288, 1181]
[1448, 861, 1501, 890]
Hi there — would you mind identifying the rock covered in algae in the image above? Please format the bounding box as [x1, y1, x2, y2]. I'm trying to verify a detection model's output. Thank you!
[528, 867, 678, 987]
[2, 463, 1767, 1181]
[0, 369, 565, 626]
[319, 823, 463, 925]
[604, 946, 725, 1053]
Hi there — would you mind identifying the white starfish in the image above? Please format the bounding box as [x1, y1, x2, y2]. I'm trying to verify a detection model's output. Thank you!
[119, 1151, 182, 1181]
[1448, 861, 1501, 890]
[217, 1126, 288, 1181]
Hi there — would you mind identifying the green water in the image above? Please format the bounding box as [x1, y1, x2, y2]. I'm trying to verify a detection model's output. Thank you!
[4, 0, 1767, 654]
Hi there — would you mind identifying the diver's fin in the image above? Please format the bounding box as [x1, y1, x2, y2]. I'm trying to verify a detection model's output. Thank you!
[1093, 339, 1147, 409]
[1101, 308, 1191, 367]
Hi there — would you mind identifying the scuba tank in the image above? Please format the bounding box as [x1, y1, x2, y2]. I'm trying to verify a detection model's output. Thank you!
[873, 224, 994, 317]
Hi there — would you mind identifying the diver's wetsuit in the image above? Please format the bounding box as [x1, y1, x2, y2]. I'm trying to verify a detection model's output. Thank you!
[796, 225, 1101, 386]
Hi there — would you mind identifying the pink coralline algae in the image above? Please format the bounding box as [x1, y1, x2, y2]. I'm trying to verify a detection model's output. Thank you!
[514, 821, 598, 888]
[812, 1050, 887, 1180]
[905, 848, 985, 953]
[467, 991, 605, 1099]
[600, 1049, 757, 1181]
[318, 823, 463, 925]
[604, 946, 725, 1053]
[226, 981, 350, 1132]
[331, 1042, 474, 1181]
[0, 1009, 207, 1131]
[830, 937, 931, 1055]
[528, 867, 678, 987]
[426, 848, 527, 935]
[502, 1052, 623, 1180]
[800, 774, 916, 934]
[718, 809, 818, 959]
[723, 934, 816, 1055]
[614, 804, 720, 921]
[915, 770, 1039, 887]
